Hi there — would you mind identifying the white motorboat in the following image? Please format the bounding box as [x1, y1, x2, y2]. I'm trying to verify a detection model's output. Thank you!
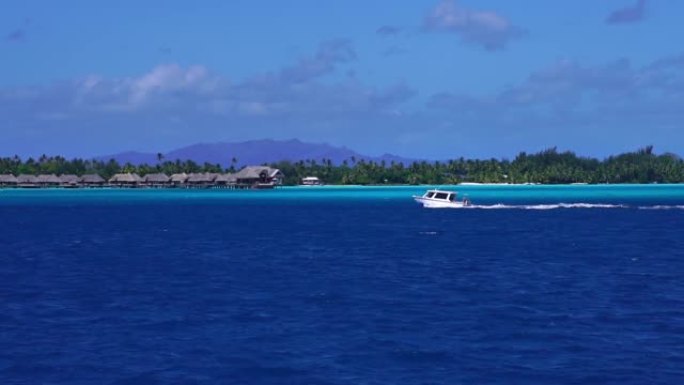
[413, 189, 471, 208]
[301, 176, 323, 186]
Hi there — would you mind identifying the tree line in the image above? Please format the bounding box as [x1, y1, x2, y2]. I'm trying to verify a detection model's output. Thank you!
[1, 146, 683, 185]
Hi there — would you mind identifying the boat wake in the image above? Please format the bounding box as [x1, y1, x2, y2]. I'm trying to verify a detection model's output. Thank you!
[637, 205, 684, 210]
[430, 203, 684, 210]
[465, 203, 627, 210]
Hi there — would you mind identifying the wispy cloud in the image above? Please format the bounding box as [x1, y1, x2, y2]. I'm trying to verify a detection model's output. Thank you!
[429, 53, 684, 129]
[417, 54, 684, 155]
[5, 18, 31, 43]
[0, 40, 418, 155]
[382, 45, 407, 57]
[370, 83, 417, 108]
[5, 29, 26, 43]
[376, 25, 402, 37]
[606, 0, 647, 24]
[423, 0, 525, 51]
[278, 39, 356, 83]
[3, 38, 684, 158]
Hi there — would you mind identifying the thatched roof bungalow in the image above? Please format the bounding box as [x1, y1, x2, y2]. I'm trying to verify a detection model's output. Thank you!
[108, 173, 142, 186]
[234, 166, 284, 187]
[36, 174, 63, 186]
[17, 174, 39, 187]
[60, 174, 80, 187]
[80, 174, 106, 186]
[186, 173, 218, 187]
[142, 173, 170, 187]
[215, 173, 237, 186]
[0, 174, 19, 186]
[186, 173, 205, 184]
[170, 173, 188, 185]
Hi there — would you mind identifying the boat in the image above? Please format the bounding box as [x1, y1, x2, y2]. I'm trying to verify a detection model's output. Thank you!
[413, 189, 471, 208]
[301, 176, 323, 186]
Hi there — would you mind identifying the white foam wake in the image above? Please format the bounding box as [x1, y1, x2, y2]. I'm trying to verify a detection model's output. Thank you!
[637, 205, 684, 210]
[466, 203, 627, 210]
[423, 202, 684, 210]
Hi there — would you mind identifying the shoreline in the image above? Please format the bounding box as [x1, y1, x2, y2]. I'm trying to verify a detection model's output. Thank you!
[0, 182, 682, 191]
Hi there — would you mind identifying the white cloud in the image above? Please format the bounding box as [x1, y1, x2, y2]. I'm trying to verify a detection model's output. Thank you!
[423, 0, 525, 50]
[0, 40, 418, 156]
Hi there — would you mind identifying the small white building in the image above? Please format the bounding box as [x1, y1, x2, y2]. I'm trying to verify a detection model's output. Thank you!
[301, 176, 322, 186]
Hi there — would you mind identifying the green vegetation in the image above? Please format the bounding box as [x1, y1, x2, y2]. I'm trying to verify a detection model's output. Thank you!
[273, 146, 684, 185]
[0, 155, 224, 180]
[2, 147, 683, 185]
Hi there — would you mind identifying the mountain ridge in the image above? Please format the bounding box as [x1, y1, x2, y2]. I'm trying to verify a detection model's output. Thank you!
[96, 139, 416, 167]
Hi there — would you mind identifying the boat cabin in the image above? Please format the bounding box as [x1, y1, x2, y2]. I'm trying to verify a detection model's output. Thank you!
[423, 190, 458, 202]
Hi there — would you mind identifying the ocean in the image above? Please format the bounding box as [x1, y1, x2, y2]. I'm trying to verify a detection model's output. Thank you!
[1, 185, 684, 384]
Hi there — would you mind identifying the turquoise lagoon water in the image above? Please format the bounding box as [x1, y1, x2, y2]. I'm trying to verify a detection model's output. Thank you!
[1, 184, 683, 206]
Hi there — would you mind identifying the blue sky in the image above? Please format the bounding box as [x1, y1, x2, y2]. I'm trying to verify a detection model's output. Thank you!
[2, 0, 683, 159]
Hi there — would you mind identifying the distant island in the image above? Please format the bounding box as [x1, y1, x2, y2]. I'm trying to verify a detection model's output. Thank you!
[96, 139, 414, 168]
[1, 145, 683, 185]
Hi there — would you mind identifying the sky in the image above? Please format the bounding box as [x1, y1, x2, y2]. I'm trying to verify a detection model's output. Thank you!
[1, 0, 683, 159]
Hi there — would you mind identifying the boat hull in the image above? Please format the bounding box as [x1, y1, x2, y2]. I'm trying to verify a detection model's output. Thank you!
[413, 196, 469, 208]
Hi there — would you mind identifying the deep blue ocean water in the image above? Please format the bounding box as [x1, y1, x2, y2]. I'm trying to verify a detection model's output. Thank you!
[1, 185, 684, 384]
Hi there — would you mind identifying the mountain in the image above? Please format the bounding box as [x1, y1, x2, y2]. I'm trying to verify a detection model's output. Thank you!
[97, 139, 416, 167]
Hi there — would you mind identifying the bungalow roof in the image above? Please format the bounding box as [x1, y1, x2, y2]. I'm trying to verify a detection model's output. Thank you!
[80, 174, 105, 184]
[109, 173, 142, 183]
[187, 173, 218, 183]
[143, 173, 170, 183]
[215, 173, 237, 183]
[234, 166, 283, 180]
[0, 174, 18, 184]
[37, 174, 62, 184]
[60, 174, 80, 184]
[17, 174, 38, 184]
[170, 173, 188, 183]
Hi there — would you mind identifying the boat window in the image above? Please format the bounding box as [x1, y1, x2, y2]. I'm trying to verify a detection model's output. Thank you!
[434, 192, 449, 200]
[426, 192, 435, 198]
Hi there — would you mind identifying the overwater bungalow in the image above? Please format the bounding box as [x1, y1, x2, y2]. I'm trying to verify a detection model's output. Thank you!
[2, 168, 285, 189]
[142, 173, 170, 187]
[170, 173, 188, 187]
[60, 174, 80, 187]
[186, 173, 218, 188]
[234, 166, 284, 188]
[0, 174, 19, 187]
[214, 173, 237, 188]
[17, 174, 39, 188]
[80, 174, 106, 187]
[36, 174, 62, 187]
[108, 173, 142, 187]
